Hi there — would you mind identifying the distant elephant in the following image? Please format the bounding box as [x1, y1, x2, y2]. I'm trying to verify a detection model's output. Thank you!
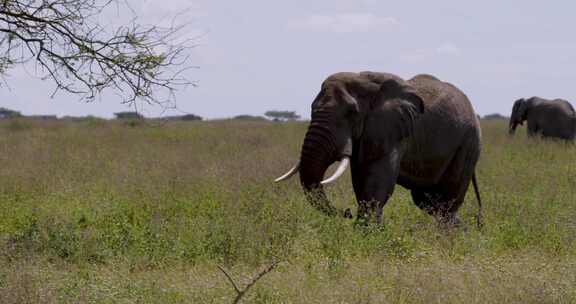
[276, 72, 482, 226]
[509, 97, 576, 140]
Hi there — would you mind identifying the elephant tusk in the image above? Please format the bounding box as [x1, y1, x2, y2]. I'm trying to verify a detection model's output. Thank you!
[274, 162, 300, 182]
[321, 157, 350, 185]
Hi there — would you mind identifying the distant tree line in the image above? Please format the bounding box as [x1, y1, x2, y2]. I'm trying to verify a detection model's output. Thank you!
[0, 107, 21, 119]
[233, 115, 267, 121]
[162, 114, 203, 121]
[0, 108, 204, 121]
[482, 113, 509, 120]
[113, 112, 144, 120]
[264, 111, 300, 121]
[0, 107, 512, 122]
[0, 107, 384, 122]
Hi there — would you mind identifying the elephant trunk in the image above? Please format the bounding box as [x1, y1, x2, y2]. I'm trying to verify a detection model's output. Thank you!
[508, 120, 517, 135]
[299, 122, 347, 217]
[509, 110, 519, 135]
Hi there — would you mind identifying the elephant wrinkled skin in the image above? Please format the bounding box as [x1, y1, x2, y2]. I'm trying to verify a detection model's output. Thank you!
[276, 72, 482, 226]
[509, 97, 576, 140]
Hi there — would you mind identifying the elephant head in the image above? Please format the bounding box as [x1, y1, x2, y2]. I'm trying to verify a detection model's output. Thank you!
[275, 72, 424, 218]
[509, 98, 528, 135]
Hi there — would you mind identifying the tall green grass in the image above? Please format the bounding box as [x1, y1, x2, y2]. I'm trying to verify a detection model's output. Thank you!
[0, 119, 575, 303]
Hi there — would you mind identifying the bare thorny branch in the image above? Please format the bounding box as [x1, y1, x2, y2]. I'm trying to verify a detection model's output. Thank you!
[0, 0, 195, 107]
[217, 261, 280, 304]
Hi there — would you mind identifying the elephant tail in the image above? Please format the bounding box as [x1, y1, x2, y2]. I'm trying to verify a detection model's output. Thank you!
[472, 172, 483, 229]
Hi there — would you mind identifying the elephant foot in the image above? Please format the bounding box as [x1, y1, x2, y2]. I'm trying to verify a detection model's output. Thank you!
[436, 213, 462, 229]
[353, 212, 385, 228]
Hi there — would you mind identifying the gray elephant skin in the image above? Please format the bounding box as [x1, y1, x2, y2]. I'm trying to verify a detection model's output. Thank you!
[276, 72, 482, 226]
[509, 97, 576, 140]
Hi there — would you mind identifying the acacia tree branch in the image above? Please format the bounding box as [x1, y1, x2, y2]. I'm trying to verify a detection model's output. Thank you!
[217, 265, 242, 295]
[0, 0, 195, 107]
[217, 261, 279, 304]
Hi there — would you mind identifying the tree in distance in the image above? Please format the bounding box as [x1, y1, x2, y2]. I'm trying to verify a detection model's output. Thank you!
[233, 114, 267, 121]
[162, 113, 203, 121]
[0, 106, 21, 118]
[0, 0, 194, 107]
[114, 111, 143, 120]
[264, 110, 300, 122]
[482, 113, 509, 120]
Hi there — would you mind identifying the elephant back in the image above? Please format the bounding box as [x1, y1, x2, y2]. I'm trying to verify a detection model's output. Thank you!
[560, 99, 576, 114]
[410, 74, 440, 82]
[408, 74, 477, 123]
[407, 75, 444, 107]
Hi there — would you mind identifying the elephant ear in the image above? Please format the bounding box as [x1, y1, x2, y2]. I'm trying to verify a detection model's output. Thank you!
[375, 79, 424, 115]
[360, 78, 425, 146]
[358, 78, 425, 163]
[337, 84, 361, 113]
[376, 79, 425, 139]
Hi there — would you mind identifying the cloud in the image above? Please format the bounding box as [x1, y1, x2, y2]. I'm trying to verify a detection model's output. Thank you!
[288, 13, 398, 33]
[401, 49, 430, 62]
[435, 42, 462, 55]
[402, 42, 463, 63]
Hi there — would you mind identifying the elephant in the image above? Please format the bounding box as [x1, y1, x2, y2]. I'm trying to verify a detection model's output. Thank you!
[509, 97, 576, 140]
[275, 72, 482, 226]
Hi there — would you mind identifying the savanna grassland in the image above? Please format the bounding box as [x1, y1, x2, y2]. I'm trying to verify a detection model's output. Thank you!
[0, 118, 575, 303]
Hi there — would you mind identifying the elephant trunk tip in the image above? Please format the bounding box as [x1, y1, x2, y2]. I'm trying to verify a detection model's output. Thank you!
[508, 122, 517, 135]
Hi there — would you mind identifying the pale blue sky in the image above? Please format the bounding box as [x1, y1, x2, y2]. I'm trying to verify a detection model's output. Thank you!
[1, 0, 575, 119]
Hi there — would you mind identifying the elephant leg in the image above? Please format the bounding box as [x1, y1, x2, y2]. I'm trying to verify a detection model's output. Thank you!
[527, 121, 540, 137]
[437, 135, 479, 225]
[411, 189, 445, 216]
[411, 188, 464, 226]
[412, 136, 479, 227]
[353, 152, 401, 225]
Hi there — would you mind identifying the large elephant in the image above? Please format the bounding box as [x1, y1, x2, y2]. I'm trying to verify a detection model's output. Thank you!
[276, 72, 482, 226]
[509, 97, 576, 140]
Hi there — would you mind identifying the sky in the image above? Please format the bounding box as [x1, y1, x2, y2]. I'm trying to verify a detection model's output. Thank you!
[1, 0, 576, 119]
